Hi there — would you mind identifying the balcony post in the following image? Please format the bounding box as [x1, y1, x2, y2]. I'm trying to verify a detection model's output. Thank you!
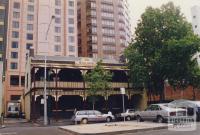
[80, 70, 87, 109]
[55, 91, 58, 121]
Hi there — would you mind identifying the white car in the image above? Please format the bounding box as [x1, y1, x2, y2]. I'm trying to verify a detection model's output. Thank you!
[188, 101, 200, 121]
[135, 104, 186, 123]
[116, 109, 135, 121]
[73, 110, 115, 124]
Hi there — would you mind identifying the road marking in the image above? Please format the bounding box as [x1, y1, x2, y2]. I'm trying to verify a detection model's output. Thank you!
[0, 132, 17, 135]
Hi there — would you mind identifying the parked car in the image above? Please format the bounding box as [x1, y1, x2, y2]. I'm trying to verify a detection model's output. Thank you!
[135, 104, 186, 123]
[188, 101, 200, 121]
[72, 110, 115, 124]
[7, 101, 21, 117]
[115, 109, 135, 121]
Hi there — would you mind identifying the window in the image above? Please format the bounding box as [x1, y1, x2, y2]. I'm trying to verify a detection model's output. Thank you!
[10, 75, 19, 85]
[21, 76, 25, 86]
[54, 36, 61, 42]
[27, 33, 33, 40]
[13, 12, 20, 18]
[69, 36, 74, 43]
[11, 95, 21, 100]
[12, 31, 19, 38]
[68, 27, 74, 33]
[0, 42, 3, 51]
[55, 0, 61, 6]
[12, 41, 18, 48]
[12, 21, 19, 28]
[195, 25, 198, 28]
[69, 1, 74, 7]
[55, 17, 61, 24]
[55, 8, 61, 15]
[68, 9, 74, 15]
[13, 2, 20, 9]
[55, 27, 61, 33]
[26, 43, 32, 49]
[28, 0, 34, 2]
[11, 52, 18, 59]
[54, 45, 61, 52]
[27, 24, 33, 30]
[28, 5, 34, 12]
[69, 46, 75, 52]
[27, 14, 34, 21]
[68, 18, 74, 24]
[10, 62, 18, 69]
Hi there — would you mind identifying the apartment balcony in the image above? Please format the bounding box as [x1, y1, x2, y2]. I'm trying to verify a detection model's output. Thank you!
[101, 0, 113, 5]
[32, 81, 129, 89]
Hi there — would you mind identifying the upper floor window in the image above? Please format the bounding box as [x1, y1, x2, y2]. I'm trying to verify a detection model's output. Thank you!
[27, 14, 34, 21]
[13, 2, 20, 9]
[68, 9, 74, 15]
[10, 62, 18, 70]
[12, 41, 18, 48]
[68, 27, 74, 33]
[26, 43, 32, 49]
[12, 21, 19, 28]
[11, 52, 18, 59]
[55, 8, 61, 15]
[13, 12, 20, 18]
[27, 33, 33, 40]
[27, 24, 33, 30]
[68, 18, 74, 24]
[10, 75, 19, 85]
[12, 31, 19, 38]
[28, 5, 34, 12]
[55, 17, 61, 24]
[69, 1, 74, 7]
[55, 0, 61, 6]
[55, 36, 61, 42]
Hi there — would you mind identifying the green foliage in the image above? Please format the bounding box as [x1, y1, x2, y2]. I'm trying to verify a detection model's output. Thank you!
[84, 60, 112, 109]
[125, 2, 200, 101]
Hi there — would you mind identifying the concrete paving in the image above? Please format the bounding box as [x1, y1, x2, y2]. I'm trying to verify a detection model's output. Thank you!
[60, 121, 168, 135]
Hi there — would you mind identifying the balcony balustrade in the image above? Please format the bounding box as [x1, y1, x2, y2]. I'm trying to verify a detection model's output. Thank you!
[32, 81, 129, 89]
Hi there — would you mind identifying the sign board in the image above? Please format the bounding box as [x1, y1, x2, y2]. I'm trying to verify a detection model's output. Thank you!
[120, 88, 125, 94]
[75, 57, 95, 66]
[41, 99, 44, 104]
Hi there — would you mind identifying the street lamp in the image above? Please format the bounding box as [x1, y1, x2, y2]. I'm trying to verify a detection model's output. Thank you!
[44, 15, 55, 126]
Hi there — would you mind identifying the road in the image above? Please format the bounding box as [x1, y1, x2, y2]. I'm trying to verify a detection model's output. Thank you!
[118, 123, 200, 135]
[0, 120, 199, 135]
[0, 127, 67, 135]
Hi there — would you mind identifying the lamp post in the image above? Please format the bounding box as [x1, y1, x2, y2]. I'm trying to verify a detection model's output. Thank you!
[44, 15, 55, 126]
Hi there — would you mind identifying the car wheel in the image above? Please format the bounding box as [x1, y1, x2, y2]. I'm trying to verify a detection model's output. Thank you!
[157, 116, 164, 123]
[81, 118, 88, 124]
[136, 115, 142, 122]
[106, 117, 112, 122]
[126, 116, 131, 121]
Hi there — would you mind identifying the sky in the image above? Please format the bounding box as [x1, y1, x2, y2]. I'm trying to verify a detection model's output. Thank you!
[128, 0, 200, 30]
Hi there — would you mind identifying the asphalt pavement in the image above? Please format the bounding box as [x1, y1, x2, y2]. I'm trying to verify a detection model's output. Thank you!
[117, 123, 200, 135]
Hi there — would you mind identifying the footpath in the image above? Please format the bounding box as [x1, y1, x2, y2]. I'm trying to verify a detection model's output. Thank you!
[60, 121, 168, 135]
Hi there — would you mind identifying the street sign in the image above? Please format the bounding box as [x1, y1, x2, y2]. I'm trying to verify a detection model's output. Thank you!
[120, 87, 125, 94]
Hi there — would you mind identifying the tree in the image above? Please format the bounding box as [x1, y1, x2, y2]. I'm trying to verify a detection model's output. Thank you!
[125, 2, 200, 102]
[84, 60, 112, 110]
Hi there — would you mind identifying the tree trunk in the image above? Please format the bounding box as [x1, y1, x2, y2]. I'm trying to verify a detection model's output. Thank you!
[92, 101, 95, 110]
[193, 87, 196, 100]
[159, 81, 165, 103]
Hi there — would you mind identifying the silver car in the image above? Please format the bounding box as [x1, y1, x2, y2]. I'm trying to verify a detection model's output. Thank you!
[73, 110, 115, 124]
[135, 104, 186, 123]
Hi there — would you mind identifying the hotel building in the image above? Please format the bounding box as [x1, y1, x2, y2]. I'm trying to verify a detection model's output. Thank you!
[4, 0, 77, 108]
[77, 0, 132, 60]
